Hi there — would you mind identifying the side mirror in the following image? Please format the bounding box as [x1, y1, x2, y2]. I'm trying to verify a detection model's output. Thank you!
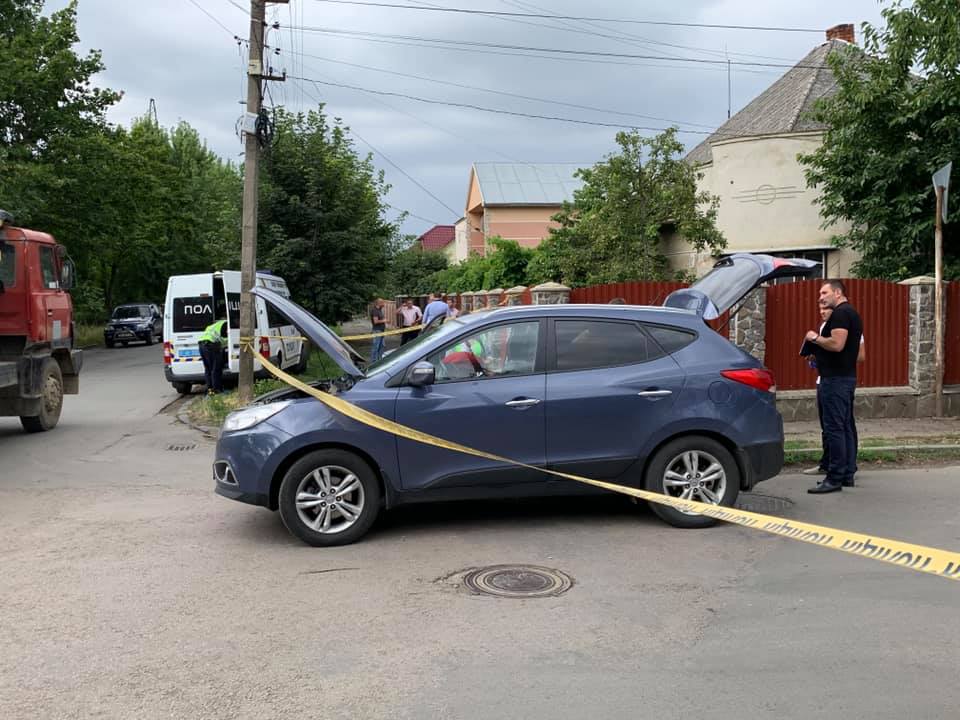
[406, 361, 435, 387]
[60, 259, 75, 290]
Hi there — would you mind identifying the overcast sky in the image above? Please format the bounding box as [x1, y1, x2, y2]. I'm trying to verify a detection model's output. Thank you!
[51, 0, 886, 238]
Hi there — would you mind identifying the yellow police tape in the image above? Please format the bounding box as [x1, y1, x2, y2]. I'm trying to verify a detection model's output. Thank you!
[247, 349, 960, 583]
[240, 325, 423, 344]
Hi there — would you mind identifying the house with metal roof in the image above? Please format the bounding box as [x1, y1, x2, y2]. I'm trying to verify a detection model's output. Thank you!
[671, 24, 860, 279]
[457, 162, 584, 261]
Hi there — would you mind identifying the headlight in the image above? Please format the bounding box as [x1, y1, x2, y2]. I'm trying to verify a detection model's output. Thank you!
[222, 400, 293, 432]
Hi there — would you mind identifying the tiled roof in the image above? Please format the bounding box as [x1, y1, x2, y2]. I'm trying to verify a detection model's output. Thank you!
[474, 162, 584, 205]
[687, 40, 855, 165]
[418, 225, 455, 250]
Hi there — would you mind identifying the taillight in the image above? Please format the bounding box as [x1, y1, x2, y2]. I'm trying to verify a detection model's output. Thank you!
[259, 336, 270, 359]
[721, 368, 776, 393]
[163, 341, 174, 365]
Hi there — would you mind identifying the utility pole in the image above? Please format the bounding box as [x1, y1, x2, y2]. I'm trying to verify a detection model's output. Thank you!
[239, 0, 287, 404]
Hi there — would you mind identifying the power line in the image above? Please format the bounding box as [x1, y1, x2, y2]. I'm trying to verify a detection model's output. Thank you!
[308, 0, 824, 33]
[276, 50, 717, 128]
[185, 0, 238, 37]
[288, 25, 828, 70]
[293, 75, 725, 135]
[292, 79, 459, 217]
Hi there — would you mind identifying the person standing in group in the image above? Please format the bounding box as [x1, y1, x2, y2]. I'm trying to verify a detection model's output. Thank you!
[198, 317, 227, 395]
[398, 298, 422, 345]
[804, 304, 866, 479]
[446, 298, 460, 319]
[804, 280, 863, 494]
[422, 292, 449, 326]
[369, 298, 387, 362]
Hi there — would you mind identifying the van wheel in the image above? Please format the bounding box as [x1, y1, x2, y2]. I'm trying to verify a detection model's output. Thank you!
[643, 436, 739, 529]
[20, 359, 64, 433]
[278, 449, 381, 547]
[172, 382, 192, 395]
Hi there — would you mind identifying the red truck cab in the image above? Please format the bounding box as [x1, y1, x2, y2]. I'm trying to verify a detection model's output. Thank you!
[0, 210, 82, 431]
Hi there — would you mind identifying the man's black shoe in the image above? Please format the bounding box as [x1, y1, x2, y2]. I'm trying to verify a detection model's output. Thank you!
[808, 482, 842, 494]
[842, 479, 855, 487]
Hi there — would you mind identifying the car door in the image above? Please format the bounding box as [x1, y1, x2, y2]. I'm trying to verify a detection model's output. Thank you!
[394, 319, 546, 492]
[544, 318, 687, 482]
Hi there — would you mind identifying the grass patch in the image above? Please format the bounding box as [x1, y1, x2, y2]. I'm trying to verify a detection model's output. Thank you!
[785, 445, 960, 467]
[75, 323, 104, 348]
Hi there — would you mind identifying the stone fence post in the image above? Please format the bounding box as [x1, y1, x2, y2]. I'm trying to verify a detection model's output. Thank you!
[531, 282, 571, 305]
[732, 288, 766, 362]
[486, 288, 503, 307]
[504, 285, 527, 306]
[901, 276, 939, 416]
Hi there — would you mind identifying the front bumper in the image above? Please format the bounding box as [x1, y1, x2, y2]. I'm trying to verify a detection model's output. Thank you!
[105, 327, 152, 342]
[213, 422, 292, 510]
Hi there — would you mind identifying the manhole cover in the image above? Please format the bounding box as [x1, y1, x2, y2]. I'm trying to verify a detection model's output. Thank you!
[736, 493, 793, 514]
[462, 565, 573, 599]
[166, 443, 197, 452]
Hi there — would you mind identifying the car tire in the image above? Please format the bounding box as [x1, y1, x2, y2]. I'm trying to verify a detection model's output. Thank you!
[278, 449, 381, 547]
[643, 436, 740, 529]
[172, 381, 192, 395]
[121, 341, 129, 347]
[105, 340, 115, 348]
[144, 332, 154, 346]
[20, 358, 64, 433]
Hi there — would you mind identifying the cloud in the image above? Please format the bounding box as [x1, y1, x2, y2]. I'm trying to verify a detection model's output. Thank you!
[62, 0, 884, 237]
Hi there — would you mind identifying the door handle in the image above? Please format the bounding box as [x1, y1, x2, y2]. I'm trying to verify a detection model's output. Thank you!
[637, 389, 672, 398]
[505, 398, 541, 408]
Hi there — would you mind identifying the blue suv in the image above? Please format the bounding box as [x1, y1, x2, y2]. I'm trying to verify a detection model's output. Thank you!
[214, 254, 817, 546]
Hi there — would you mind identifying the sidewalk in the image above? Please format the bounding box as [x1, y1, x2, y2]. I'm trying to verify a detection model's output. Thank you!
[784, 416, 960, 443]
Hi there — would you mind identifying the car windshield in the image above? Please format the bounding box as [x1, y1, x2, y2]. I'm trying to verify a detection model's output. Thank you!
[113, 306, 150, 319]
[364, 316, 469, 375]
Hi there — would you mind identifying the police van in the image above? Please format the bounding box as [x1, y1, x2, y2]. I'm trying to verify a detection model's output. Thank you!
[163, 270, 306, 394]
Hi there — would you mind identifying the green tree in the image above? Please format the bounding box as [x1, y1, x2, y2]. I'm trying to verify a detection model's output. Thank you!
[385, 243, 448, 296]
[533, 129, 724, 286]
[257, 107, 399, 323]
[0, 0, 120, 161]
[800, 0, 960, 279]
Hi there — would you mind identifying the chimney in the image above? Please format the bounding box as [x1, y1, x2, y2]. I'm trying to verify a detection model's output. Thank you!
[825, 23, 855, 44]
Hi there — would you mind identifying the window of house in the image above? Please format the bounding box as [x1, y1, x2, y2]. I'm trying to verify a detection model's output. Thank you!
[767, 250, 827, 284]
[554, 320, 663, 371]
[427, 321, 539, 382]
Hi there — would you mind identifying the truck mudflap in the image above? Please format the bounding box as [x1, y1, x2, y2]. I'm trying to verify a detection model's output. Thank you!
[60, 349, 82, 394]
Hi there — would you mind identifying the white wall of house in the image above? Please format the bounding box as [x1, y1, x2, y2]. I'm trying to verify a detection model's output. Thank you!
[453, 217, 469, 263]
[670, 132, 857, 278]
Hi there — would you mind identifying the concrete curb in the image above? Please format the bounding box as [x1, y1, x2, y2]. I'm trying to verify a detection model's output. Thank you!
[175, 396, 219, 439]
[788, 444, 960, 455]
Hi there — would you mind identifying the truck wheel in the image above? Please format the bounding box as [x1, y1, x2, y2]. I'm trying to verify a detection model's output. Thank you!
[173, 382, 192, 395]
[20, 358, 64, 433]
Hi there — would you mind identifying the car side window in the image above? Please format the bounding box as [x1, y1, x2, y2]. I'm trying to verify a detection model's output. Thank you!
[554, 320, 662, 371]
[426, 321, 539, 383]
[645, 325, 696, 354]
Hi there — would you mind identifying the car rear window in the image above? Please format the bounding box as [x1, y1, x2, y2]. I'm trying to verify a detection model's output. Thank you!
[645, 325, 697, 355]
[172, 297, 214, 333]
[555, 320, 662, 371]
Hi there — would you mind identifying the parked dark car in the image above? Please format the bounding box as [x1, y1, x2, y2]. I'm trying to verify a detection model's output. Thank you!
[214, 254, 818, 547]
[104, 303, 162, 347]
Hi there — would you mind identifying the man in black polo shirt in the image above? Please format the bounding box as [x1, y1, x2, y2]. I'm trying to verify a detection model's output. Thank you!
[804, 280, 863, 493]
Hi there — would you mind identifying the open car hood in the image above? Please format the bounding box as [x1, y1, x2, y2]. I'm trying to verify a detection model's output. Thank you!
[250, 287, 366, 378]
[663, 253, 820, 320]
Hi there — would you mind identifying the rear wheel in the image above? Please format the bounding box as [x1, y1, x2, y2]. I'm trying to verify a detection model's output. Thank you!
[278, 449, 381, 547]
[20, 358, 64, 433]
[643, 436, 739, 529]
[172, 381, 192, 395]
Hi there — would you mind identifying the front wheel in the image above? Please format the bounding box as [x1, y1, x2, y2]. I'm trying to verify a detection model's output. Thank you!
[278, 449, 381, 547]
[20, 358, 64, 433]
[144, 333, 154, 346]
[644, 436, 740, 529]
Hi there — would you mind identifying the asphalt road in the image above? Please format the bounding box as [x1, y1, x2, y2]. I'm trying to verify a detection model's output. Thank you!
[1, 345, 958, 719]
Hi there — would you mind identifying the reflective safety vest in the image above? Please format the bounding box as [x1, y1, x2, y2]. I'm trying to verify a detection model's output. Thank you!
[199, 320, 226, 345]
[451, 338, 483, 356]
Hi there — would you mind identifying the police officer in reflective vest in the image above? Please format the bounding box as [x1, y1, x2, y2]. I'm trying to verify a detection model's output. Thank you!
[198, 319, 227, 394]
